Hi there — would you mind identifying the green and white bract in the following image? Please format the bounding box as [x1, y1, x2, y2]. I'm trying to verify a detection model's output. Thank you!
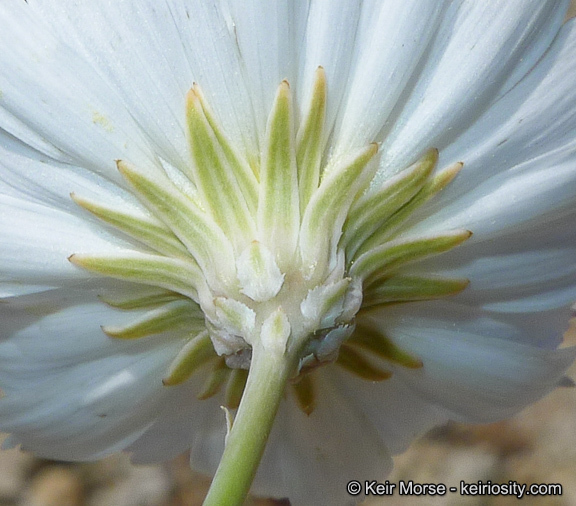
[69, 69, 470, 410]
[1, 1, 576, 505]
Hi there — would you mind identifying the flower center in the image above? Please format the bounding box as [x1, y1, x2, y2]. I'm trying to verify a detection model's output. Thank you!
[69, 68, 470, 414]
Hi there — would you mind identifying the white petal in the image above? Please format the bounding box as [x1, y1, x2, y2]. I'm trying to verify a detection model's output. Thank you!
[26, 0, 261, 168]
[426, 157, 576, 237]
[148, 366, 393, 506]
[332, 0, 447, 157]
[0, 134, 142, 214]
[0, 297, 185, 460]
[28, 0, 191, 170]
[157, 364, 393, 506]
[163, 0, 260, 159]
[225, 0, 310, 147]
[296, 0, 361, 141]
[0, 4, 573, 504]
[457, 246, 576, 311]
[136, 358, 392, 506]
[331, 369, 449, 455]
[253, 371, 391, 506]
[174, 364, 391, 506]
[408, 20, 576, 235]
[374, 0, 569, 177]
[389, 299, 573, 352]
[126, 376, 223, 466]
[0, 195, 131, 295]
[415, 208, 576, 316]
[0, 108, 70, 163]
[366, 305, 575, 422]
[0, 2, 158, 175]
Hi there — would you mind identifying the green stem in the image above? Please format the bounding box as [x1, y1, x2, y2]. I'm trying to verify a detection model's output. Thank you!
[203, 344, 296, 506]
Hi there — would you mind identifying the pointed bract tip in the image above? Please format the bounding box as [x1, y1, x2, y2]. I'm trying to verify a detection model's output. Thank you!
[69, 192, 83, 207]
[100, 325, 117, 338]
[115, 160, 136, 179]
[437, 161, 464, 186]
[70, 193, 93, 211]
[273, 80, 293, 107]
[452, 229, 473, 244]
[302, 403, 315, 416]
[101, 324, 130, 339]
[424, 147, 439, 164]
[192, 82, 208, 102]
[186, 86, 200, 106]
[450, 161, 465, 175]
[409, 358, 424, 369]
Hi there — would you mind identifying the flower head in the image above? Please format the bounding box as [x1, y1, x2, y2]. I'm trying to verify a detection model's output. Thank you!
[1, 1, 576, 505]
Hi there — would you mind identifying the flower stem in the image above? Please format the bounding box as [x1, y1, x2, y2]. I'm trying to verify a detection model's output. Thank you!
[203, 343, 296, 506]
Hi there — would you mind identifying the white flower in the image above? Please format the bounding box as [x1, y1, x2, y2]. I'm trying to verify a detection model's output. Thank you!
[1, 1, 576, 505]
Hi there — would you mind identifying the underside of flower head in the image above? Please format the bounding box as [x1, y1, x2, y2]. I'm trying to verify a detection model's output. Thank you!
[69, 68, 471, 415]
[44, 60, 472, 506]
[2, 2, 576, 506]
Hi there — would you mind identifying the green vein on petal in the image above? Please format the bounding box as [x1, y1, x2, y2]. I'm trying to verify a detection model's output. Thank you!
[351, 230, 472, 286]
[258, 80, 300, 269]
[342, 149, 437, 259]
[102, 299, 205, 339]
[69, 252, 203, 301]
[71, 193, 189, 258]
[186, 86, 256, 246]
[296, 67, 326, 213]
[362, 275, 470, 308]
[162, 330, 216, 386]
[348, 323, 422, 369]
[336, 344, 393, 381]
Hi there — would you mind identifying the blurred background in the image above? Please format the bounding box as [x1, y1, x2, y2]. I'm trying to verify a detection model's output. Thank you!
[2, 3, 576, 506]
